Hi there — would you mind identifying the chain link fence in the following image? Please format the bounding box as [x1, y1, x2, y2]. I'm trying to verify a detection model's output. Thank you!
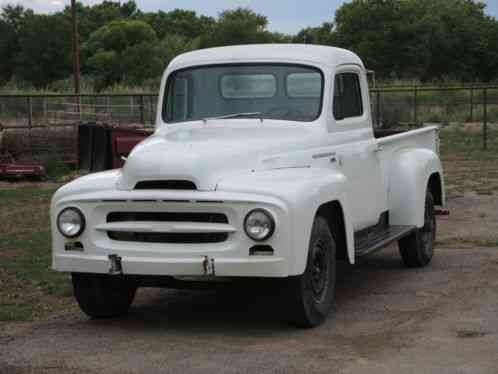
[371, 86, 498, 150]
[0, 94, 157, 164]
[1, 87, 497, 164]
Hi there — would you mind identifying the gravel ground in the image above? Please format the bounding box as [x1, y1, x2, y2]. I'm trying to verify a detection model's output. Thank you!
[1, 194, 497, 374]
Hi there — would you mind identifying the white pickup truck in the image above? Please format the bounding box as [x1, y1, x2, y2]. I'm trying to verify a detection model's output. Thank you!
[51, 45, 445, 327]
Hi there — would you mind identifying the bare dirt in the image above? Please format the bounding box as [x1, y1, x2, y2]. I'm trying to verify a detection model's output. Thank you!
[1, 194, 498, 374]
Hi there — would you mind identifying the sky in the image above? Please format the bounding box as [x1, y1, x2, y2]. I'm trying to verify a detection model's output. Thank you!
[1, 0, 497, 34]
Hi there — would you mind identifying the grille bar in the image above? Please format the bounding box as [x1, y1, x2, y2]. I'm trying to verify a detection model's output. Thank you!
[105, 211, 230, 244]
[108, 232, 228, 244]
[107, 212, 228, 224]
[97, 221, 236, 234]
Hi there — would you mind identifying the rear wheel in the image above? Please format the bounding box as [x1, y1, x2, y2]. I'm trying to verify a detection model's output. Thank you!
[399, 191, 436, 267]
[72, 273, 137, 318]
[286, 216, 337, 328]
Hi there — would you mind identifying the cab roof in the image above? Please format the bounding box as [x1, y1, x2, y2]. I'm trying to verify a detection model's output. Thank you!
[168, 44, 364, 71]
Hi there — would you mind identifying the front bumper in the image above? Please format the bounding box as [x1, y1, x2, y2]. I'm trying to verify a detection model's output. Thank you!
[52, 189, 291, 278]
[54, 253, 287, 277]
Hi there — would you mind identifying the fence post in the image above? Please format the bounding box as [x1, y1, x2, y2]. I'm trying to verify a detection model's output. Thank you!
[149, 96, 155, 125]
[43, 97, 47, 124]
[27, 96, 33, 128]
[483, 88, 488, 151]
[470, 86, 474, 122]
[413, 87, 418, 126]
[376, 90, 381, 127]
[106, 95, 110, 119]
[77, 95, 82, 122]
[139, 95, 145, 124]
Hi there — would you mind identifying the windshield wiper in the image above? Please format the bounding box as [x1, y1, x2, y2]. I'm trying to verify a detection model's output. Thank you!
[203, 112, 263, 123]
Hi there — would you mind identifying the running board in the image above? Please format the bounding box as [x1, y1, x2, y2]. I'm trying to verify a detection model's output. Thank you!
[355, 225, 416, 257]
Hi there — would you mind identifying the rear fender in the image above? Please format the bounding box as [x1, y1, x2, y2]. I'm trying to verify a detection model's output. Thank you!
[388, 149, 445, 228]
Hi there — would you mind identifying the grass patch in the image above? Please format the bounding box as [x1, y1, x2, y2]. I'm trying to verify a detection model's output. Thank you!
[439, 125, 498, 195]
[0, 186, 74, 321]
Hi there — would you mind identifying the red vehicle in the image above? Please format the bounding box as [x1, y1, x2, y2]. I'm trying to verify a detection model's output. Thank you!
[0, 123, 47, 179]
[0, 161, 46, 179]
[78, 123, 152, 173]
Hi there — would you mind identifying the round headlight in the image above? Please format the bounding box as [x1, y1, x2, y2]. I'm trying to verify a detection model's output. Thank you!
[57, 207, 85, 238]
[244, 209, 275, 241]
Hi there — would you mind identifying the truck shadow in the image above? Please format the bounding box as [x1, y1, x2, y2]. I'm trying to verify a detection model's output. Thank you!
[85, 247, 410, 332]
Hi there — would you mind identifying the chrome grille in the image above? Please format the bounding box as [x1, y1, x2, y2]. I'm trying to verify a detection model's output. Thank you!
[106, 212, 229, 244]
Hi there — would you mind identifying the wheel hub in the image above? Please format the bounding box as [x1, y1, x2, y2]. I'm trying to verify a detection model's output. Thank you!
[309, 241, 329, 303]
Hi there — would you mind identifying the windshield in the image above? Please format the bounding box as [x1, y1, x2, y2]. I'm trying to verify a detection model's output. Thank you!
[163, 64, 324, 123]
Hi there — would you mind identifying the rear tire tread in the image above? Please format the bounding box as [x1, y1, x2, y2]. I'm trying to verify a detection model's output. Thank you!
[399, 191, 436, 268]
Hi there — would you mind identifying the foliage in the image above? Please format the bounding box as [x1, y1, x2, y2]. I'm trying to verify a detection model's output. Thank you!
[81, 18, 201, 89]
[332, 0, 498, 82]
[1, 0, 498, 91]
[83, 19, 161, 89]
[64, 0, 139, 41]
[200, 8, 275, 47]
[15, 13, 73, 87]
[141, 9, 215, 39]
[42, 148, 70, 180]
[293, 22, 335, 45]
[0, 19, 17, 83]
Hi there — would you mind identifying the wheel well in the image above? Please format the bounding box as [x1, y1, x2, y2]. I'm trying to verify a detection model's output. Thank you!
[428, 173, 443, 206]
[316, 201, 348, 261]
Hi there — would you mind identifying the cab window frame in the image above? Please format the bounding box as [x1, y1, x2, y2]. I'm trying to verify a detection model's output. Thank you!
[162, 63, 326, 124]
[332, 72, 364, 121]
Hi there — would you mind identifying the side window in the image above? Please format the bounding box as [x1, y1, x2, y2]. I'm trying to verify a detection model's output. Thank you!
[333, 73, 363, 120]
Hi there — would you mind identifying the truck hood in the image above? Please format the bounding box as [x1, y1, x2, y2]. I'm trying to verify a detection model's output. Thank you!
[117, 124, 317, 191]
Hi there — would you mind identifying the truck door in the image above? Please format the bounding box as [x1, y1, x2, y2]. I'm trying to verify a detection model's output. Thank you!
[329, 67, 388, 231]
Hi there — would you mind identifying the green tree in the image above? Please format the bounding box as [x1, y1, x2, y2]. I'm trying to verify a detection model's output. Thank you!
[141, 9, 215, 39]
[331, 0, 498, 81]
[294, 22, 335, 45]
[0, 5, 33, 83]
[1, 4, 33, 32]
[156, 34, 201, 66]
[201, 8, 274, 48]
[84, 19, 161, 88]
[15, 13, 72, 87]
[64, 1, 139, 42]
[0, 19, 17, 83]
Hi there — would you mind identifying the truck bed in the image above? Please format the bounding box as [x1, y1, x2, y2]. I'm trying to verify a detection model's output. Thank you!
[374, 127, 423, 139]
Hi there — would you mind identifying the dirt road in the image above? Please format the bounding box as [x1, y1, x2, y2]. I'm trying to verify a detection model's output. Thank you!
[1, 193, 497, 374]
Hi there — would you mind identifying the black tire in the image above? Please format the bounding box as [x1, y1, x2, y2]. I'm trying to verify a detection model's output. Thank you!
[286, 216, 337, 328]
[72, 273, 137, 318]
[399, 191, 436, 267]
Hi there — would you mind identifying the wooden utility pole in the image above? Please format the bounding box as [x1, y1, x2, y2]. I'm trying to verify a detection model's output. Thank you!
[71, 0, 81, 95]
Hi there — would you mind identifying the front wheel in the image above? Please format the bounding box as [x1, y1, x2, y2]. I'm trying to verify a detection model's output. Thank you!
[286, 216, 337, 328]
[399, 191, 436, 267]
[72, 273, 137, 318]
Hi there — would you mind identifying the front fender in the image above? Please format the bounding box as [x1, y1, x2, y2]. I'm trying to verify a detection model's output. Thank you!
[388, 148, 444, 228]
[52, 169, 122, 205]
[217, 167, 355, 275]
